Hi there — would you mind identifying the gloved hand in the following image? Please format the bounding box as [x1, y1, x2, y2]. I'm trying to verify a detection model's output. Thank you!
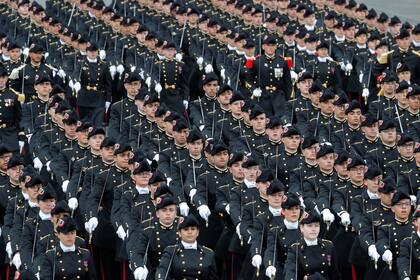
[362, 88, 369, 98]
[105, 101, 111, 113]
[175, 53, 183, 62]
[198, 205, 211, 221]
[252, 88, 262, 98]
[99, 50, 106, 60]
[74, 82, 81, 94]
[382, 249, 392, 262]
[130, 66, 136, 72]
[46, 161, 51, 172]
[155, 83, 162, 94]
[166, 177, 172, 185]
[235, 223, 242, 240]
[19, 141, 24, 153]
[321, 208, 335, 223]
[85, 217, 99, 233]
[145, 77, 151, 87]
[57, 69, 66, 79]
[109, 65, 117, 78]
[340, 62, 346, 71]
[68, 198, 78, 210]
[265, 266, 276, 278]
[22, 48, 29, 57]
[153, 154, 160, 162]
[290, 70, 298, 81]
[339, 212, 351, 226]
[117, 64, 125, 74]
[179, 202, 189, 216]
[116, 226, 126, 240]
[251, 254, 262, 268]
[189, 189, 197, 201]
[345, 63, 353, 71]
[199, 125, 205, 131]
[225, 204, 230, 215]
[205, 64, 213, 73]
[6, 242, 12, 259]
[139, 70, 144, 79]
[410, 195, 417, 206]
[368, 245, 380, 261]
[69, 79, 75, 89]
[221, 68, 226, 80]
[44, 52, 49, 59]
[197, 57, 204, 66]
[183, 100, 188, 110]
[12, 253, 21, 269]
[133, 266, 148, 280]
[61, 180, 69, 193]
[33, 157, 43, 171]
[9, 68, 20, 80]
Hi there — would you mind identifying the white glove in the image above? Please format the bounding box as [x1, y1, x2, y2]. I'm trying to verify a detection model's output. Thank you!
[19, 141, 24, 153]
[57, 69, 66, 79]
[109, 65, 117, 78]
[117, 64, 125, 74]
[179, 202, 189, 216]
[26, 134, 32, 143]
[265, 265, 276, 278]
[12, 253, 21, 269]
[22, 47, 29, 57]
[99, 50, 106, 60]
[362, 88, 369, 98]
[340, 62, 346, 71]
[9, 68, 19, 80]
[189, 189, 197, 201]
[46, 161, 51, 172]
[44, 52, 49, 59]
[139, 70, 145, 79]
[197, 57, 204, 66]
[145, 76, 151, 87]
[368, 245, 380, 261]
[410, 195, 417, 206]
[225, 204, 230, 215]
[235, 223, 242, 240]
[198, 205, 211, 221]
[339, 212, 351, 226]
[33, 157, 43, 171]
[290, 70, 298, 81]
[105, 101, 111, 113]
[359, 73, 364, 83]
[382, 249, 393, 262]
[251, 254, 262, 268]
[175, 53, 183, 62]
[68, 198, 78, 210]
[155, 83, 162, 94]
[221, 68, 226, 80]
[52, 70, 57, 77]
[166, 177, 172, 185]
[6, 242, 12, 259]
[61, 180, 69, 193]
[183, 100, 188, 110]
[133, 266, 148, 280]
[252, 88, 262, 98]
[345, 63, 353, 71]
[116, 225, 126, 240]
[85, 217, 99, 233]
[321, 209, 335, 224]
[153, 154, 160, 162]
[199, 125, 205, 131]
[130, 66, 136, 72]
[298, 196, 306, 209]
[69, 79, 74, 89]
[74, 82, 81, 93]
[205, 64, 213, 74]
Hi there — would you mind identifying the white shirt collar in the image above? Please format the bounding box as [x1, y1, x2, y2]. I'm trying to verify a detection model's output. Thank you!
[304, 238, 318, 246]
[80, 51, 87, 56]
[357, 44, 367, 49]
[297, 45, 306, 51]
[181, 241, 198, 250]
[367, 190, 379, 200]
[417, 231, 420, 239]
[136, 186, 150, 195]
[87, 57, 97, 63]
[269, 206, 282, 217]
[244, 179, 256, 189]
[158, 54, 166, 60]
[318, 56, 328, 63]
[283, 219, 299, 229]
[60, 242, 76, 252]
[413, 41, 420, 47]
[2, 54, 10, 61]
[306, 49, 316, 55]
[22, 191, 29, 200]
[335, 35, 345, 42]
[369, 48, 376, 55]
[236, 50, 245, 56]
[244, 54, 255, 60]
[39, 211, 51, 220]
[228, 45, 236, 51]
[28, 200, 38, 207]
[285, 41, 295, 47]
[305, 21, 317, 31]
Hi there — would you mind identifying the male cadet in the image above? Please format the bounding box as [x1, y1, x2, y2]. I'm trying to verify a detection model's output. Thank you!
[369, 70, 398, 120]
[72, 42, 112, 127]
[108, 72, 140, 141]
[0, 64, 24, 152]
[400, 85, 420, 130]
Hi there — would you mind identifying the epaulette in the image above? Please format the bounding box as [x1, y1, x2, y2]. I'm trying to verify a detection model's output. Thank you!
[123, 189, 133, 194]
[413, 50, 420, 57]
[321, 239, 333, 245]
[378, 50, 394, 64]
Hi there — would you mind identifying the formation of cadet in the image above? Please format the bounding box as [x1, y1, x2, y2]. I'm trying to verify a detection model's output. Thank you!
[0, 0, 419, 279]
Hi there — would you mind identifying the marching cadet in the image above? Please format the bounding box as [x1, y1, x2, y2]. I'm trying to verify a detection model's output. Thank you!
[333, 100, 363, 151]
[265, 116, 284, 158]
[0, 155, 23, 221]
[283, 210, 341, 280]
[155, 214, 218, 280]
[369, 70, 398, 120]
[376, 190, 414, 279]
[295, 81, 323, 134]
[285, 72, 314, 125]
[384, 134, 416, 184]
[38, 216, 97, 279]
[127, 193, 180, 280]
[108, 72, 140, 141]
[121, 88, 147, 148]
[351, 113, 381, 161]
[2, 41, 24, 76]
[400, 85, 420, 130]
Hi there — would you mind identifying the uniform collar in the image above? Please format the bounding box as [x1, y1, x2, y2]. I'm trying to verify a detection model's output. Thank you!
[244, 179, 256, 189]
[181, 241, 197, 250]
[39, 211, 51, 221]
[304, 238, 318, 246]
[136, 186, 149, 195]
[283, 218, 299, 229]
[60, 242, 75, 252]
[367, 190, 379, 200]
[395, 218, 409, 225]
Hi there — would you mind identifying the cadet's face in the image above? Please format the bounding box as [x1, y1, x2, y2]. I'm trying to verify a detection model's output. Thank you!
[187, 140, 203, 157]
[317, 48, 329, 57]
[173, 129, 188, 145]
[77, 130, 89, 145]
[89, 134, 104, 151]
[283, 205, 301, 222]
[9, 48, 21, 60]
[262, 44, 276, 56]
[347, 109, 362, 126]
[179, 227, 199, 243]
[156, 205, 177, 226]
[36, 82, 52, 97]
[320, 100, 335, 115]
[257, 181, 270, 196]
[334, 162, 349, 177]
[268, 192, 284, 209]
[144, 102, 159, 118]
[266, 126, 283, 142]
[243, 166, 260, 182]
[297, 79, 313, 94]
[230, 100, 244, 115]
[361, 123, 379, 139]
[379, 128, 397, 144]
[366, 175, 382, 192]
[0, 75, 7, 88]
[302, 144, 318, 161]
[115, 151, 130, 169]
[383, 82, 396, 94]
[101, 146, 115, 162]
[87, 50, 98, 60]
[300, 222, 320, 240]
[379, 192, 393, 207]
[395, 91, 409, 106]
[282, 135, 301, 151]
[356, 34, 367, 45]
[398, 141, 414, 158]
[408, 95, 420, 110]
[397, 37, 411, 50]
[39, 198, 56, 214]
[57, 231, 77, 247]
[30, 51, 43, 63]
[251, 114, 267, 132]
[229, 161, 244, 180]
[133, 172, 152, 187]
[398, 71, 411, 83]
[7, 165, 23, 183]
[317, 153, 335, 172]
[203, 81, 219, 97]
[64, 123, 77, 138]
[392, 198, 411, 220]
[213, 150, 229, 169]
[309, 92, 320, 105]
[218, 90, 233, 105]
[124, 81, 141, 96]
[349, 165, 365, 183]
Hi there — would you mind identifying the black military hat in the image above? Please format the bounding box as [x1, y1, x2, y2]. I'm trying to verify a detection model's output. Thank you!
[267, 179, 287, 195]
[365, 165, 382, 180]
[377, 12, 389, 23]
[284, 26, 296, 36]
[346, 0, 357, 8]
[243, 40, 256, 50]
[155, 104, 169, 118]
[325, 11, 336, 20]
[133, 159, 152, 175]
[407, 86, 420, 97]
[301, 136, 318, 150]
[361, 113, 378, 127]
[114, 143, 132, 155]
[164, 111, 181, 122]
[210, 141, 229, 155]
[316, 41, 329, 51]
[391, 190, 411, 206]
[334, 91, 349, 106]
[154, 184, 173, 198]
[149, 170, 166, 185]
[178, 214, 199, 230]
[366, 8, 377, 19]
[255, 169, 273, 183]
[396, 63, 411, 74]
[296, 29, 307, 39]
[281, 192, 300, 208]
[343, 20, 356, 30]
[303, 8, 315, 18]
[143, 93, 160, 106]
[413, 23, 420, 35]
[266, 116, 282, 129]
[75, 121, 91, 132]
[334, 149, 349, 165]
[249, 104, 265, 120]
[242, 157, 259, 168]
[51, 85, 65, 96]
[128, 150, 146, 165]
[376, 40, 389, 49]
[202, 73, 218, 85]
[396, 81, 410, 93]
[29, 44, 45, 53]
[413, 207, 420, 219]
[345, 100, 361, 114]
[52, 200, 71, 215]
[87, 127, 105, 138]
[25, 174, 43, 188]
[230, 91, 245, 104]
[379, 119, 396, 131]
[37, 185, 56, 201]
[347, 155, 366, 169]
[124, 72, 141, 83]
[397, 134, 414, 146]
[217, 84, 233, 96]
[156, 194, 177, 210]
[62, 111, 79, 125]
[135, 87, 149, 101]
[297, 72, 313, 83]
[56, 216, 77, 233]
[0, 144, 11, 157]
[368, 33, 381, 42]
[355, 28, 368, 37]
[309, 81, 324, 93]
[319, 90, 335, 103]
[187, 128, 203, 143]
[18, 0, 30, 7]
[7, 41, 20, 50]
[163, 41, 176, 49]
[305, 33, 318, 43]
[378, 177, 396, 194]
[389, 16, 401, 26]
[396, 29, 410, 40]
[7, 155, 23, 169]
[266, 15, 277, 23]
[173, 119, 188, 132]
[86, 42, 99, 51]
[100, 137, 116, 148]
[282, 125, 300, 137]
[0, 65, 7, 76]
[228, 152, 245, 166]
[300, 210, 321, 224]
[34, 74, 51, 85]
[316, 143, 334, 159]
[334, 0, 346, 4]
